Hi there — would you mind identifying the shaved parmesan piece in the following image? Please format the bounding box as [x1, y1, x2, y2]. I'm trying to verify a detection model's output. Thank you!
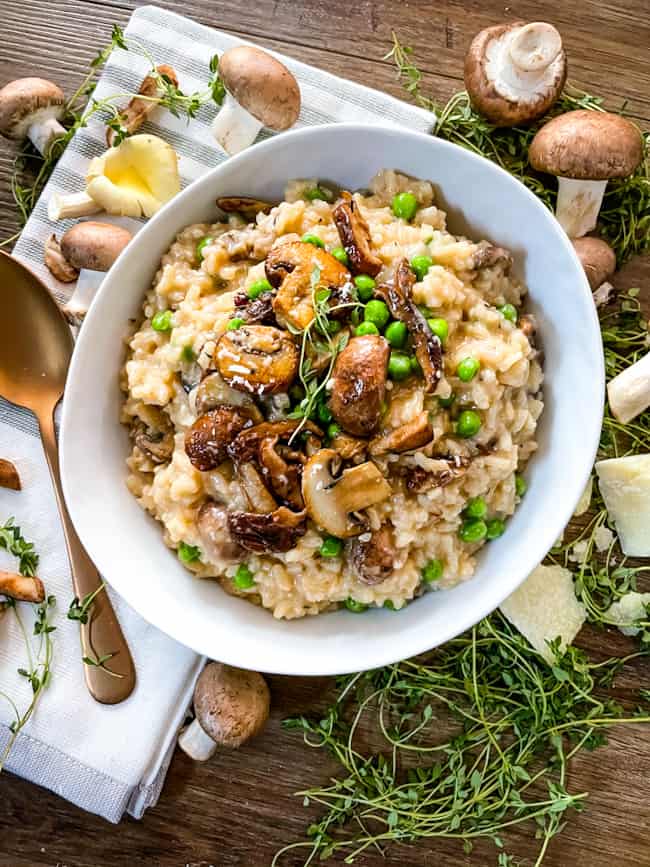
[607, 350, 650, 424]
[605, 592, 650, 636]
[500, 564, 586, 663]
[596, 455, 650, 556]
[573, 477, 593, 516]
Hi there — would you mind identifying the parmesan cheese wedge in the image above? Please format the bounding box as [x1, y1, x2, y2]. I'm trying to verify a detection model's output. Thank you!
[605, 592, 650, 636]
[500, 564, 586, 663]
[607, 350, 650, 424]
[596, 454, 650, 557]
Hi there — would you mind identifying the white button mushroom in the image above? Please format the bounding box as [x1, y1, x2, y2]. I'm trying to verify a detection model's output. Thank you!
[529, 110, 644, 237]
[571, 237, 616, 291]
[178, 662, 270, 761]
[212, 46, 301, 155]
[464, 22, 566, 126]
[0, 77, 66, 155]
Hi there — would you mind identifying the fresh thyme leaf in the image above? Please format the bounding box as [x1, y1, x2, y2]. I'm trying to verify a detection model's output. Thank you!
[67, 581, 106, 625]
[0, 518, 39, 577]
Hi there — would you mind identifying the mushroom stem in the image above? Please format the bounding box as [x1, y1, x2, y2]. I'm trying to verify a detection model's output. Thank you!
[178, 718, 218, 761]
[212, 93, 263, 155]
[28, 115, 66, 156]
[48, 191, 102, 222]
[555, 177, 608, 238]
[607, 351, 650, 424]
[508, 22, 562, 72]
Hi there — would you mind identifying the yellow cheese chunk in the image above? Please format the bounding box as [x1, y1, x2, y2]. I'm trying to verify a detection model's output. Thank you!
[596, 454, 650, 557]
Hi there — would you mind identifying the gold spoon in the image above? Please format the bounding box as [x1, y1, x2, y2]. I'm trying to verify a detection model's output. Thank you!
[0, 251, 135, 704]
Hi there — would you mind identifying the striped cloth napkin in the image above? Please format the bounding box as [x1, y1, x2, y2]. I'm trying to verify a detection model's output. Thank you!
[1, 5, 435, 822]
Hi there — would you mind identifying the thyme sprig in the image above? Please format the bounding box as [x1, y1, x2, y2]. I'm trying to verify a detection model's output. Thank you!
[66, 582, 124, 679]
[0, 517, 39, 577]
[385, 34, 650, 265]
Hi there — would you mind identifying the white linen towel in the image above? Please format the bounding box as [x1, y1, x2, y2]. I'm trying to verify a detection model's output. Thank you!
[1, 4, 435, 822]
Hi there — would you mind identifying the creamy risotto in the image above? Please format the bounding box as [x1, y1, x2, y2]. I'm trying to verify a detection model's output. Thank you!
[121, 170, 543, 619]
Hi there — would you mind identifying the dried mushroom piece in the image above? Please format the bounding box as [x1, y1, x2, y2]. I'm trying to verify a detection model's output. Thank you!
[265, 241, 351, 331]
[404, 454, 471, 492]
[214, 324, 299, 396]
[185, 406, 256, 471]
[350, 525, 396, 585]
[0, 570, 45, 603]
[329, 335, 389, 437]
[132, 405, 175, 464]
[228, 507, 307, 553]
[369, 411, 433, 456]
[471, 241, 513, 272]
[378, 259, 442, 392]
[302, 449, 391, 538]
[107, 65, 179, 146]
[217, 196, 277, 218]
[332, 191, 382, 277]
[0, 458, 21, 491]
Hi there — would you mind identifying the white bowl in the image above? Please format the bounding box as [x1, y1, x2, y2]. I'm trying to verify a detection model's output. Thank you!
[60, 123, 603, 675]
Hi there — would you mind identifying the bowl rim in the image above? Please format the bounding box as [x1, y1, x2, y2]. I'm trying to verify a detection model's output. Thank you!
[60, 122, 604, 674]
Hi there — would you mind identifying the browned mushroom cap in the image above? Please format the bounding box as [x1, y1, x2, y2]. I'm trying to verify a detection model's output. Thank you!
[529, 110, 644, 180]
[178, 662, 270, 761]
[369, 412, 433, 456]
[219, 46, 300, 131]
[265, 241, 351, 331]
[185, 406, 257, 471]
[60, 222, 133, 272]
[196, 501, 243, 564]
[44, 235, 78, 283]
[329, 335, 389, 437]
[107, 65, 179, 146]
[350, 525, 396, 585]
[0, 459, 21, 491]
[0, 78, 65, 153]
[228, 506, 307, 552]
[332, 191, 382, 277]
[572, 237, 616, 290]
[214, 324, 299, 396]
[0, 570, 45, 603]
[464, 22, 566, 126]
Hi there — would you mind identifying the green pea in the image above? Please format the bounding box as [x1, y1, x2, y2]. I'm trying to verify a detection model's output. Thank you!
[355, 321, 380, 337]
[233, 564, 255, 589]
[385, 320, 408, 348]
[327, 422, 341, 439]
[427, 317, 449, 345]
[319, 536, 343, 558]
[515, 474, 527, 497]
[151, 310, 173, 332]
[464, 496, 487, 520]
[227, 317, 246, 331]
[180, 345, 196, 363]
[458, 520, 488, 543]
[391, 191, 418, 221]
[388, 352, 412, 381]
[196, 236, 211, 261]
[486, 518, 506, 540]
[247, 278, 272, 299]
[438, 393, 455, 409]
[498, 303, 518, 323]
[422, 559, 443, 583]
[317, 402, 333, 424]
[354, 274, 376, 302]
[302, 233, 325, 248]
[305, 186, 329, 201]
[457, 356, 480, 382]
[410, 355, 422, 375]
[364, 299, 390, 330]
[383, 599, 403, 610]
[411, 255, 434, 282]
[345, 598, 368, 613]
[456, 410, 482, 438]
[331, 246, 349, 265]
[178, 542, 201, 564]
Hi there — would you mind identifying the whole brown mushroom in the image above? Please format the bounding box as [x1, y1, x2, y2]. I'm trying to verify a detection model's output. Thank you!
[464, 22, 566, 127]
[212, 46, 301, 154]
[572, 237, 616, 291]
[178, 662, 270, 761]
[0, 77, 66, 155]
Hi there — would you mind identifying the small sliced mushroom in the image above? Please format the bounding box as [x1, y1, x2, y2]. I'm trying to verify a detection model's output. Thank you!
[217, 196, 276, 218]
[404, 454, 471, 492]
[329, 335, 389, 436]
[302, 449, 392, 538]
[330, 432, 368, 461]
[369, 411, 433, 456]
[471, 241, 513, 272]
[265, 241, 351, 331]
[239, 292, 277, 326]
[197, 501, 243, 565]
[228, 507, 307, 553]
[238, 463, 278, 514]
[214, 324, 299, 396]
[132, 405, 175, 464]
[0, 570, 45, 603]
[185, 406, 256, 471]
[107, 65, 179, 146]
[259, 436, 304, 509]
[0, 459, 21, 491]
[350, 525, 396, 585]
[44, 234, 78, 283]
[191, 371, 263, 420]
[378, 259, 442, 392]
[228, 419, 321, 464]
[519, 314, 537, 341]
[332, 191, 382, 277]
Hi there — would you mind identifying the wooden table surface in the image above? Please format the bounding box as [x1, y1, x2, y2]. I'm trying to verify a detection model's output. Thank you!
[1, 2, 650, 865]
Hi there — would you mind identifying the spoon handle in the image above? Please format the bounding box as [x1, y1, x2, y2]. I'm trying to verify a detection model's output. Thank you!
[39, 406, 136, 704]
